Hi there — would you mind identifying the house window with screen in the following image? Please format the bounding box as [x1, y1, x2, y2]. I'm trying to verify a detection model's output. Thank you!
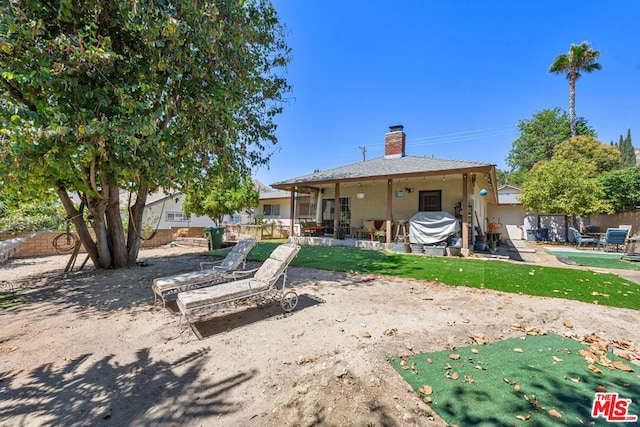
[166, 211, 188, 222]
[263, 204, 280, 217]
[419, 190, 442, 211]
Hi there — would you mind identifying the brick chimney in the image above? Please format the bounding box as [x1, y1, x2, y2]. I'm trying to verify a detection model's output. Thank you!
[385, 125, 406, 159]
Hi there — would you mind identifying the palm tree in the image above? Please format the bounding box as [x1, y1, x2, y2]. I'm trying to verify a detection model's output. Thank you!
[549, 42, 602, 136]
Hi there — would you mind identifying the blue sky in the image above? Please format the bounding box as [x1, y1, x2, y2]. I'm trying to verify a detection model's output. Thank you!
[254, 1, 640, 186]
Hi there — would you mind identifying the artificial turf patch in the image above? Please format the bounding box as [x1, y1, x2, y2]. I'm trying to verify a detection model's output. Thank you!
[388, 333, 639, 426]
[547, 250, 640, 271]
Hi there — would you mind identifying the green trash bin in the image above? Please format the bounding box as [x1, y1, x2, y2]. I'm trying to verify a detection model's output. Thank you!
[205, 226, 225, 250]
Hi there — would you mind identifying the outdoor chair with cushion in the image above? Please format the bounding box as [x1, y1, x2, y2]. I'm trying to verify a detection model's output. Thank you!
[600, 228, 629, 252]
[152, 238, 256, 307]
[568, 227, 601, 250]
[176, 243, 301, 339]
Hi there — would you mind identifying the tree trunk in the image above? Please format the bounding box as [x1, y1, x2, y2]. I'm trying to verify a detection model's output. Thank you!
[104, 181, 128, 268]
[57, 187, 100, 265]
[126, 182, 149, 267]
[569, 74, 577, 137]
[57, 184, 149, 270]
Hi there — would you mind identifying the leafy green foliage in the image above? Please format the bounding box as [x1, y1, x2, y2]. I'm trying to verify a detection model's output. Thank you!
[506, 108, 595, 186]
[0, 1, 290, 268]
[598, 166, 640, 212]
[552, 135, 621, 173]
[182, 173, 259, 225]
[519, 159, 612, 216]
[619, 128, 636, 168]
[0, 193, 66, 232]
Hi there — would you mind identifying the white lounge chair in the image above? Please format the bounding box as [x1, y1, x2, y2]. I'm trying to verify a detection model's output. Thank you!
[176, 243, 301, 338]
[152, 238, 256, 307]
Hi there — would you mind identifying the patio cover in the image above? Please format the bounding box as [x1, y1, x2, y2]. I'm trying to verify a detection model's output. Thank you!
[408, 212, 460, 244]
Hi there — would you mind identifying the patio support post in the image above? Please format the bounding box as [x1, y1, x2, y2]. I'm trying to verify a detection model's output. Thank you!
[334, 183, 340, 238]
[462, 174, 469, 250]
[289, 187, 296, 238]
[386, 179, 393, 243]
[315, 189, 323, 225]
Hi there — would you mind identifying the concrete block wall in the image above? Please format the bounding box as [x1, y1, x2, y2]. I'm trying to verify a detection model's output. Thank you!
[0, 226, 207, 258]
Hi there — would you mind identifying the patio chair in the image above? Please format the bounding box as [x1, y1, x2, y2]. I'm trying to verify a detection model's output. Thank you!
[152, 238, 256, 307]
[176, 243, 301, 338]
[568, 227, 600, 249]
[600, 228, 629, 252]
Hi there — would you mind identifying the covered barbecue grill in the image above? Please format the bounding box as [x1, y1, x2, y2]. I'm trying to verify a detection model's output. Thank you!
[408, 211, 460, 244]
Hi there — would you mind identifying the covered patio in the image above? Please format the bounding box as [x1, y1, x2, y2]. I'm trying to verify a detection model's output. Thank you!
[271, 125, 499, 253]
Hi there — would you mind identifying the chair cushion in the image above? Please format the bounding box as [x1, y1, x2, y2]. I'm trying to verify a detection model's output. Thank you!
[177, 278, 269, 310]
[363, 220, 375, 230]
[153, 270, 225, 292]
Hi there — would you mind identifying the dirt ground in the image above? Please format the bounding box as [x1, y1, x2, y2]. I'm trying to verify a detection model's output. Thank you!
[1, 243, 639, 426]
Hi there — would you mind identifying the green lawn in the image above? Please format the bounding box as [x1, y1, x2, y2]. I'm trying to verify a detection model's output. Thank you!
[240, 242, 640, 311]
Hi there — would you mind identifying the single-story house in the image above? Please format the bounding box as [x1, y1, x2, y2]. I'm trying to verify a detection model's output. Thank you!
[271, 125, 498, 251]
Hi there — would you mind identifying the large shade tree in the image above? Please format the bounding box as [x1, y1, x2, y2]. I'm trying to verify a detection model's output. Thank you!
[549, 41, 601, 137]
[519, 159, 612, 228]
[506, 107, 595, 186]
[0, 0, 290, 269]
[552, 135, 621, 174]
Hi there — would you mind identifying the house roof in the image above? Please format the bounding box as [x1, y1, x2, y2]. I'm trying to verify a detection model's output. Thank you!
[271, 155, 494, 189]
[497, 184, 522, 205]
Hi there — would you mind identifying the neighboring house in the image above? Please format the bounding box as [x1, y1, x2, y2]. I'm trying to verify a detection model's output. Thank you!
[489, 184, 526, 238]
[254, 188, 310, 234]
[143, 191, 218, 230]
[271, 125, 498, 250]
[142, 185, 303, 232]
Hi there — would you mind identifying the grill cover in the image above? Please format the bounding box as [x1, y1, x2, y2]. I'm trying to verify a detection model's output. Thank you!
[408, 211, 460, 244]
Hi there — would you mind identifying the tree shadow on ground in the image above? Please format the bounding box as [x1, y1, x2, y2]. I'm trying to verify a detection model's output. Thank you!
[4, 252, 217, 319]
[186, 293, 325, 339]
[0, 346, 256, 425]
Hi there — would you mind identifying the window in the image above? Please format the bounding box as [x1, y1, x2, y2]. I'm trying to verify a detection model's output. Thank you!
[263, 204, 280, 216]
[166, 211, 188, 222]
[419, 190, 442, 211]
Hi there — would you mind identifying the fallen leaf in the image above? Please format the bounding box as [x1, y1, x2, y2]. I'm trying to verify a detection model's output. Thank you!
[449, 354, 460, 360]
[423, 396, 432, 404]
[552, 356, 563, 362]
[514, 384, 521, 392]
[469, 333, 489, 345]
[588, 364, 603, 374]
[513, 348, 524, 353]
[400, 360, 409, 370]
[360, 331, 371, 338]
[422, 296, 434, 300]
[564, 376, 581, 383]
[611, 361, 634, 372]
[515, 413, 531, 420]
[427, 358, 433, 364]
[548, 409, 562, 419]
[471, 348, 480, 354]
[418, 385, 433, 395]
[596, 385, 607, 392]
[451, 372, 459, 380]
[563, 319, 574, 328]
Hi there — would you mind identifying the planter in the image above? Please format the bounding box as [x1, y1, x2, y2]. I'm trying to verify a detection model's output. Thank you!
[446, 247, 462, 257]
[424, 243, 447, 256]
[390, 243, 409, 253]
[410, 243, 424, 254]
[474, 241, 486, 252]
